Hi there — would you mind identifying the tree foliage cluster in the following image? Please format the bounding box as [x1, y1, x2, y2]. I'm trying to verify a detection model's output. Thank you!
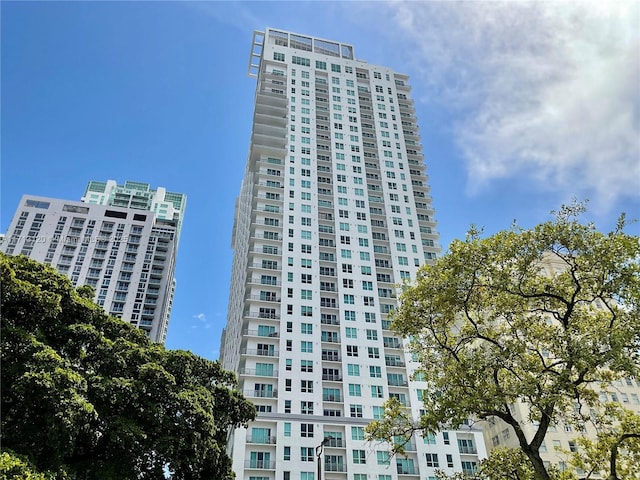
[1, 254, 255, 479]
[367, 205, 640, 479]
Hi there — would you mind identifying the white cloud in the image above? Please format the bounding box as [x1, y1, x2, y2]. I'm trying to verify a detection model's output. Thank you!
[384, 1, 640, 211]
[193, 313, 206, 321]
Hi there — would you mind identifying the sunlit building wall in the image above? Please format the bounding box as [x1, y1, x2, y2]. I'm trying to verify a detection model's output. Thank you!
[220, 28, 487, 480]
[1, 180, 186, 343]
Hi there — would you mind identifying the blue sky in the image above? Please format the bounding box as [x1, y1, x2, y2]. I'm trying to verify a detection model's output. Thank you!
[2, 1, 638, 360]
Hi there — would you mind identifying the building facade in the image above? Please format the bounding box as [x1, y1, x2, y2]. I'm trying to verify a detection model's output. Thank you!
[220, 29, 487, 480]
[1, 180, 186, 343]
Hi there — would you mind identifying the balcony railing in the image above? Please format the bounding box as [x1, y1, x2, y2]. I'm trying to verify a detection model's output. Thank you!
[244, 389, 278, 398]
[387, 379, 409, 387]
[459, 446, 478, 454]
[241, 348, 278, 357]
[242, 329, 279, 337]
[325, 438, 345, 448]
[385, 359, 406, 367]
[322, 354, 341, 362]
[246, 435, 277, 444]
[239, 367, 278, 377]
[246, 295, 281, 303]
[244, 460, 276, 470]
[324, 463, 346, 472]
[396, 466, 417, 475]
[322, 394, 342, 402]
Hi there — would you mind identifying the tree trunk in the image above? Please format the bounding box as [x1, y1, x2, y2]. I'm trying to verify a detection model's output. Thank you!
[522, 446, 551, 480]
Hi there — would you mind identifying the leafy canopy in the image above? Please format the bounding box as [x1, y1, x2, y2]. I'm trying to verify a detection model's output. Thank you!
[1, 253, 256, 480]
[367, 204, 640, 480]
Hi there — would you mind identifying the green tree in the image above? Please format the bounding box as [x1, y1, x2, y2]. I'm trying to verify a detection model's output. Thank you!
[367, 204, 640, 479]
[1, 254, 256, 479]
[0, 450, 69, 480]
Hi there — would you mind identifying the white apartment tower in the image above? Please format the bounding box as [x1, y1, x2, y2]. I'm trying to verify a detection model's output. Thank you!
[220, 29, 487, 480]
[1, 180, 186, 343]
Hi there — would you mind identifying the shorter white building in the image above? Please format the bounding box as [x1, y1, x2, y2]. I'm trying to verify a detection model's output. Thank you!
[1, 180, 186, 343]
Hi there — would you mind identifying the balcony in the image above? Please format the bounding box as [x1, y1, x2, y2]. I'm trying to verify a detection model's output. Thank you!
[242, 329, 279, 338]
[246, 435, 277, 444]
[244, 460, 276, 470]
[387, 379, 409, 387]
[459, 446, 478, 455]
[322, 374, 342, 381]
[325, 438, 345, 448]
[321, 334, 340, 343]
[322, 394, 342, 402]
[385, 359, 406, 367]
[383, 338, 403, 349]
[324, 463, 347, 472]
[244, 389, 278, 399]
[246, 294, 281, 303]
[396, 466, 418, 475]
[244, 311, 281, 321]
[322, 354, 341, 362]
[321, 317, 340, 326]
[241, 348, 278, 357]
[239, 367, 278, 377]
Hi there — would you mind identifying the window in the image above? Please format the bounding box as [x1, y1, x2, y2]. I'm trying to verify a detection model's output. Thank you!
[301, 341, 313, 353]
[348, 384, 362, 396]
[366, 329, 378, 340]
[284, 446, 291, 461]
[346, 345, 359, 357]
[301, 423, 314, 437]
[301, 447, 314, 461]
[458, 438, 476, 454]
[352, 450, 366, 464]
[292, 56, 311, 66]
[371, 385, 384, 398]
[423, 432, 436, 445]
[301, 322, 313, 334]
[425, 453, 439, 467]
[301, 401, 314, 415]
[273, 52, 285, 61]
[461, 461, 478, 475]
[301, 380, 313, 393]
[373, 406, 384, 419]
[350, 404, 363, 418]
[352, 426, 365, 440]
[347, 364, 360, 376]
[370, 366, 382, 378]
[377, 451, 390, 465]
[301, 360, 313, 372]
[346, 327, 357, 339]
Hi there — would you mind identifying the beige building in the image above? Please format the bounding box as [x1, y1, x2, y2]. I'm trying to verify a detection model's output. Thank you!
[482, 253, 640, 478]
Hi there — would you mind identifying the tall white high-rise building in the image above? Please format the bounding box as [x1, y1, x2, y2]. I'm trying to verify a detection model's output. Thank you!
[220, 29, 487, 480]
[1, 180, 186, 343]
